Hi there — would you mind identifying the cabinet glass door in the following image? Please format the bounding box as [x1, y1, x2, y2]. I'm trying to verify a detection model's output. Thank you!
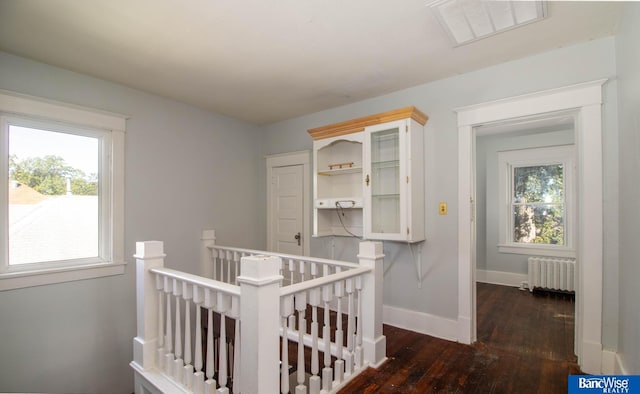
[370, 127, 400, 234]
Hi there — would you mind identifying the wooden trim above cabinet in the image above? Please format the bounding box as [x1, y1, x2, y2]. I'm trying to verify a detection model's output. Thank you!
[307, 106, 428, 140]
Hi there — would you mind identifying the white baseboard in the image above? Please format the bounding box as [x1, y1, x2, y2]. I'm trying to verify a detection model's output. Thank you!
[602, 350, 617, 374]
[601, 350, 631, 375]
[476, 269, 527, 288]
[615, 353, 629, 375]
[383, 304, 458, 342]
[582, 340, 604, 374]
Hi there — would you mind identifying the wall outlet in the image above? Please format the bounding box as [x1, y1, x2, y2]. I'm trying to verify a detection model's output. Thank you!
[439, 202, 447, 215]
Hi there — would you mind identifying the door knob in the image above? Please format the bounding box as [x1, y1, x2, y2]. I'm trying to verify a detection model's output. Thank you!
[294, 232, 301, 246]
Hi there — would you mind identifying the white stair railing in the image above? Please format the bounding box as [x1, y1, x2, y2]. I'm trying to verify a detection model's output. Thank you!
[132, 235, 386, 394]
[200, 230, 362, 287]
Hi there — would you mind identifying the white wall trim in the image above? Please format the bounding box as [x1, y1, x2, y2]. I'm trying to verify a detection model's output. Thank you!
[456, 79, 607, 127]
[0, 261, 126, 291]
[0, 88, 127, 131]
[383, 304, 458, 342]
[455, 79, 607, 373]
[476, 269, 527, 288]
[615, 353, 629, 375]
[265, 151, 311, 256]
[601, 350, 617, 375]
[457, 123, 475, 345]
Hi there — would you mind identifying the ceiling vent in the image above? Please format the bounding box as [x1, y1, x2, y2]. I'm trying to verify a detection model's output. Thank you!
[428, 0, 547, 46]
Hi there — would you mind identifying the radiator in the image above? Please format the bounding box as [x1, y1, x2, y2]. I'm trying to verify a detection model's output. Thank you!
[527, 256, 576, 292]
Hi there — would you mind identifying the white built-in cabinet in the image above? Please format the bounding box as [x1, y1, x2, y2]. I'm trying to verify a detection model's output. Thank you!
[308, 107, 427, 242]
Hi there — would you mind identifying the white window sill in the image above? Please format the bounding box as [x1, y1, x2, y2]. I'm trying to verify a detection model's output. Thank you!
[497, 244, 576, 258]
[0, 261, 127, 291]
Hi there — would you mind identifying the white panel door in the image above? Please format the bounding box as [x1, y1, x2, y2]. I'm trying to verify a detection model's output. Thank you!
[271, 165, 304, 255]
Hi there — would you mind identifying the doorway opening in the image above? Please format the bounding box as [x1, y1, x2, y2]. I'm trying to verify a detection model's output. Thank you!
[456, 79, 606, 374]
[474, 114, 578, 364]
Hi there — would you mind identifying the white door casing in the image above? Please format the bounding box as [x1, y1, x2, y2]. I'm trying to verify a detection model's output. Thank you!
[455, 79, 606, 374]
[266, 151, 311, 256]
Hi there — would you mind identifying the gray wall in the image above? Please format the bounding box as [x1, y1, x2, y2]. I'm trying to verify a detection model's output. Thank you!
[615, 2, 640, 374]
[476, 129, 574, 275]
[0, 51, 263, 393]
[261, 37, 620, 340]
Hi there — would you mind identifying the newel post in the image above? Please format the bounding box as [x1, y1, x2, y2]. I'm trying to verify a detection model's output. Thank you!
[357, 241, 387, 367]
[133, 241, 166, 370]
[201, 229, 216, 278]
[237, 255, 283, 394]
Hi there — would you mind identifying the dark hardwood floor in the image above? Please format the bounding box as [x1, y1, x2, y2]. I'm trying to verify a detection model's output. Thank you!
[338, 283, 579, 393]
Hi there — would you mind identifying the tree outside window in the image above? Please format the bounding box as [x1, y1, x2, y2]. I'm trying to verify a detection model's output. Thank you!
[512, 164, 564, 245]
[497, 145, 575, 257]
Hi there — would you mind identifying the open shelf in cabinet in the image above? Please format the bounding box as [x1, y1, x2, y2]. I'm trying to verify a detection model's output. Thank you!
[317, 166, 363, 177]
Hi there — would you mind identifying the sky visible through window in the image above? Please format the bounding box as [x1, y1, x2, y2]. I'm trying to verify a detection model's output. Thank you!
[10, 125, 98, 174]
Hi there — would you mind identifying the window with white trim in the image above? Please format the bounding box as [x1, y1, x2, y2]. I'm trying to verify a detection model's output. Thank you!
[497, 145, 575, 258]
[0, 90, 125, 290]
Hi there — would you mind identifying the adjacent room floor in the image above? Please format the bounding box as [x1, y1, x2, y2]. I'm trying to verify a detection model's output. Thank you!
[338, 282, 578, 393]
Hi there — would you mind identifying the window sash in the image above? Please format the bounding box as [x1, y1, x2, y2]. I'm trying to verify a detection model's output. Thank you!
[0, 90, 125, 290]
[2, 116, 113, 272]
[508, 166, 567, 246]
[497, 145, 575, 257]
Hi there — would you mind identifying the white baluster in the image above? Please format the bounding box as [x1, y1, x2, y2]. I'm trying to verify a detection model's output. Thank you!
[218, 250, 224, 282]
[205, 288, 217, 394]
[344, 278, 355, 376]
[232, 251, 239, 284]
[281, 316, 289, 394]
[205, 308, 216, 394]
[281, 295, 293, 394]
[299, 260, 306, 283]
[194, 286, 205, 394]
[234, 253, 240, 285]
[309, 288, 321, 394]
[321, 284, 333, 392]
[232, 318, 241, 394]
[183, 282, 194, 388]
[165, 279, 174, 377]
[289, 259, 296, 284]
[174, 279, 184, 383]
[211, 249, 218, 281]
[295, 292, 307, 394]
[156, 275, 165, 370]
[355, 276, 364, 369]
[218, 313, 228, 394]
[334, 278, 344, 384]
[226, 251, 232, 284]
[288, 259, 297, 329]
[228, 296, 241, 394]
[217, 292, 231, 394]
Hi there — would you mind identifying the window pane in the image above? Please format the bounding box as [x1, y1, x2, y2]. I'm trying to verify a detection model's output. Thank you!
[513, 204, 564, 245]
[8, 125, 99, 265]
[513, 164, 564, 203]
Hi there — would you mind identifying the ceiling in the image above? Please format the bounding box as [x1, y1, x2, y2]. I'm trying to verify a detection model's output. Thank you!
[0, 1, 622, 124]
